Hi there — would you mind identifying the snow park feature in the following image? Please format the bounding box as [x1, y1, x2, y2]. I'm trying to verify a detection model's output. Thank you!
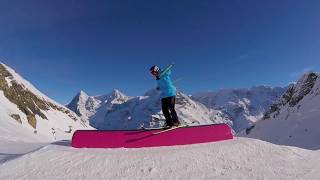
[71, 123, 233, 148]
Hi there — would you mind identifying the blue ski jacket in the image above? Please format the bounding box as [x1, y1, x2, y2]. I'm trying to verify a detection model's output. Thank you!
[157, 69, 176, 98]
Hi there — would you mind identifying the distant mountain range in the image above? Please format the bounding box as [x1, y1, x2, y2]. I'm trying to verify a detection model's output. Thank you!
[192, 86, 286, 132]
[67, 89, 231, 130]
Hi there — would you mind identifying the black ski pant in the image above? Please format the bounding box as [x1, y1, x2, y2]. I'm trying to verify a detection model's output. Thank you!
[161, 96, 179, 125]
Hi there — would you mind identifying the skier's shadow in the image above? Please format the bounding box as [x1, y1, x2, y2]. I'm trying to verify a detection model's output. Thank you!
[125, 134, 156, 143]
[51, 140, 71, 147]
[124, 129, 156, 143]
[0, 153, 23, 164]
[124, 129, 153, 135]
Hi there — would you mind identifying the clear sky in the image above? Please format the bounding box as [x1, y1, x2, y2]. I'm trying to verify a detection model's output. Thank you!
[1, 0, 320, 104]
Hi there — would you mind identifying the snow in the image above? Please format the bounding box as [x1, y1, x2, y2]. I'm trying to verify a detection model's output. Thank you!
[192, 86, 286, 132]
[4, 76, 13, 87]
[0, 141, 47, 164]
[68, 90, 101, 121]
[0, 138, 319, 179]
[67, 89, 131, 123]
[37, 108, 92, 140]
[244, 72, 320, 150]
[0, 63, 92, 142]
[0, 91, 49, 142]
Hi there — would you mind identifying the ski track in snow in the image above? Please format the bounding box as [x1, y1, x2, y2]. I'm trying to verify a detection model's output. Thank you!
[0, 138, 319, 180]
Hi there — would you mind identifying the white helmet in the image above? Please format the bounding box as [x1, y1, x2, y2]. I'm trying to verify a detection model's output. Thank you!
[149, 65, 160, 74]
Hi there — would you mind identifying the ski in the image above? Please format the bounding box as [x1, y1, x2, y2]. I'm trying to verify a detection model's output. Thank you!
[140, 127, 165, 130]
[152, 125, 188, 135]
[159, 64, 174, 78]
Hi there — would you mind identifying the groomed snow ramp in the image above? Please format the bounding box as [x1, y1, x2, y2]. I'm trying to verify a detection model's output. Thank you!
[71, 123, 233, 148]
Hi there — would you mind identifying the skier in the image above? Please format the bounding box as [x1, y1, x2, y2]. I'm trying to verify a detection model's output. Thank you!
[149, 65, 180, 128]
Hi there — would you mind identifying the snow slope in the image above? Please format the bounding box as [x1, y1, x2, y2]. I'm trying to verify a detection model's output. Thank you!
[0, 137, 319, 180]
[68, 89, 231, 130]
[0, 91, 49, 142]
[192, 86, 285, 132]
[245, 72, 320, 150]
[0, 63, 92, 142]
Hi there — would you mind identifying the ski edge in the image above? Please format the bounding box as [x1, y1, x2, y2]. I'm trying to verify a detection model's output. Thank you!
[152, 125, 188, 135]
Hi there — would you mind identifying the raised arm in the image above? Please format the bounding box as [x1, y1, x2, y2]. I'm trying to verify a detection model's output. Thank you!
[159, 64, 174, 78]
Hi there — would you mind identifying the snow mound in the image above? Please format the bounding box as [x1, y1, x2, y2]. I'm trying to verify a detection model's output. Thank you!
[0, 138, 319, 179]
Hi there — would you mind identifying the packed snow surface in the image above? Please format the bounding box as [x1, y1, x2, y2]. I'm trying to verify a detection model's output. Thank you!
[0, 138, 319, 180]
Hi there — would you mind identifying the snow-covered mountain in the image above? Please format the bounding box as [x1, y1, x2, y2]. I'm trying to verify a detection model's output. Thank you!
[192, 86, 285, 132]
[245, 72, 320, 150]
[67, 90, 102, 121]
[68, 89, 232, 130]
[0, 63, 92, 142]
[67, 89, 132, 125]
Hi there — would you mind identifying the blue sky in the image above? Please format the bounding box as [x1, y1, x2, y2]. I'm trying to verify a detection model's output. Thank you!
[1, 0, 320, 104]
